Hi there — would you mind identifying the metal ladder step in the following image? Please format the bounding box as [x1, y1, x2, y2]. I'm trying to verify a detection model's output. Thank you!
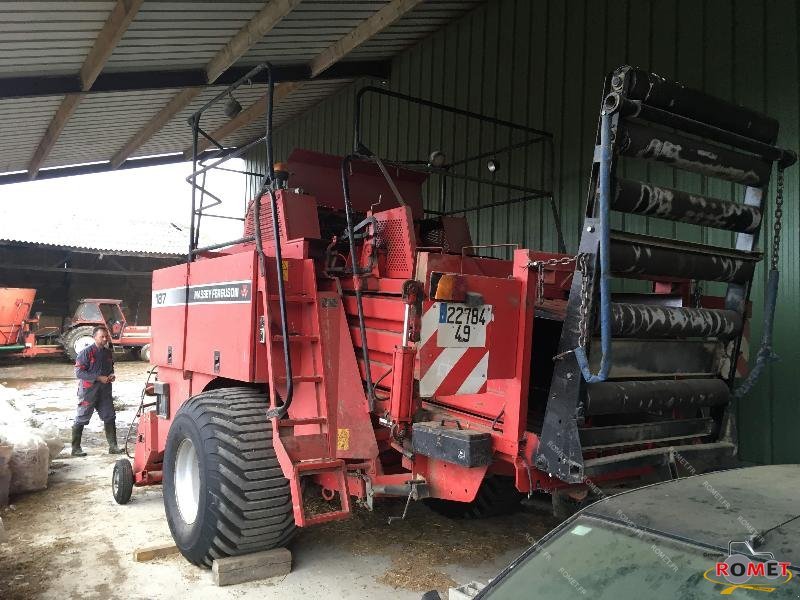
[611, 178, 762, 233]
[272, 334, 319, 343]
[268, 294, 315, 303]
[278, 374, 323, 383]
[277, 417, 327, 428]
[292, 459, 352, 527]
[610, 231, 760, 283]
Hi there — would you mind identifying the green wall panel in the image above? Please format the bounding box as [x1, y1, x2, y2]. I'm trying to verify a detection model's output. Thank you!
[246, 0, 800, 464]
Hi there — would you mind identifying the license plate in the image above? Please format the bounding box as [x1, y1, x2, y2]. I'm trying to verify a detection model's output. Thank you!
[437, 302, 493, 347]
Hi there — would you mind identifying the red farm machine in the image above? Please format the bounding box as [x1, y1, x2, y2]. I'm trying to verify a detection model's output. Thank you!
[0, 289, 150, 361]
[60, 298, 151, 361]
[112, 64, 795, 569]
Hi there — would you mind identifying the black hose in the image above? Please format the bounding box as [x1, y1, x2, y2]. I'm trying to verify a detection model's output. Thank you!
[262, 65, 294, 420]
[125, 366, 158, 459]
[340, 154, 376, 410]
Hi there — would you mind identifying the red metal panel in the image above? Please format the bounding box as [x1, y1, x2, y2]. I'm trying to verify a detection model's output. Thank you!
[244, 189, 321, 243]
[286, 149, 426, 219]
[151, 263, 189, 369]
[184, 252, 257, 381]
[366, 205, 417, 279]
[417, 275, 521, 399]
[0, 287, 35, 346]
[317, 291, 378, 461]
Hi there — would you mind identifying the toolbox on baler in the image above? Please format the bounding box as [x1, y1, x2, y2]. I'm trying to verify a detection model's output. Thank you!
[113, 63, 796, 570]
[411, 421, 493, 468]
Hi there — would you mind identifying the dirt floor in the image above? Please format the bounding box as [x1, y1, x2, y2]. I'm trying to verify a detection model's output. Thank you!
[0, 358, 561, 600]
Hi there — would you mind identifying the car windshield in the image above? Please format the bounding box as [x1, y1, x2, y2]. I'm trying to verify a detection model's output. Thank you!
[482, 516, 798, 599]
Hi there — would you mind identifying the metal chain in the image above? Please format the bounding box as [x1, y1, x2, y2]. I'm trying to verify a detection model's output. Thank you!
[692, 281, 703, 309]
[525, 254, 592, 349]
[576, 254, 591, 350]
[771, 166, 785, 272]
[526, 255, 581, 304]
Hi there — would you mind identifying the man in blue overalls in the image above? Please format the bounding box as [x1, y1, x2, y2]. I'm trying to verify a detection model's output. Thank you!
[71, 326, 123, 456]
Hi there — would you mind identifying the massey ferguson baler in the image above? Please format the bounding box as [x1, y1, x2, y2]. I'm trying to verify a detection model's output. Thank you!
[112, 64, 795, 567]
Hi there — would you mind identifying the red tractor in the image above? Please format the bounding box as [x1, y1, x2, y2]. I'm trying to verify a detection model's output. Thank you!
[60, 298, 151, 361]
[0, 292, 150, 360]
[113, 65, 795, 569]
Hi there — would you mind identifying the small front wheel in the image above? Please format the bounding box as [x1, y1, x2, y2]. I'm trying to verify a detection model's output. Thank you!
[112, 458, 134, 504]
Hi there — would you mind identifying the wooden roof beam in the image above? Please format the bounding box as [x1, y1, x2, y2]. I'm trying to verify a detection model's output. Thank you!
[186, 83, 300, 158]
[27, 0, 143, 179]
[109, 0, 302, 169]
[110, 88, 202, 168]
[310, 0, 424, 77]
[205, 0, 303, 83]
[193, 0, 423, 155]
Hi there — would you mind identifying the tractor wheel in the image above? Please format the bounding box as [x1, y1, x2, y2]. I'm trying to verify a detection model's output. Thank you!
[162, 387, 295, 567]
[424, 475, 524, 519]
[139, 343, 151, 363]
[112, 458, 134, 504]
[62, 325, 96, 361]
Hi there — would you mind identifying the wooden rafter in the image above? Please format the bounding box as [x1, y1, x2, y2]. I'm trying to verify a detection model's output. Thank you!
[109, 0, 302, 169]
[27, 0, 144, 179]
[110, 88, 202, 168]
[188, 83, 301, 157]
[205, 0, 303, 84]
[310, 0, 424, 77]
[192, 0, 423, 155]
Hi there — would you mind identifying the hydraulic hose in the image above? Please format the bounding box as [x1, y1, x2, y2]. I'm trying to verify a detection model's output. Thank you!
[340, 154, 377, 410]
[261, 66, 294, 420]
[574, 113, 613, 383]
[734, 269, 779, 398]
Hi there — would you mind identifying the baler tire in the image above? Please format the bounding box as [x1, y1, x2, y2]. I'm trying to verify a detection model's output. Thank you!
[139, 343, 151, 363]
[62, 325, 96, 361]
[162, 387, 295, 567]
[424, 476, 523, 519]
[112, 458, 134, 504]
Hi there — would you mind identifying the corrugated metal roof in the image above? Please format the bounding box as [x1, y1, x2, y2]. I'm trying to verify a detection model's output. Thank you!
[0, 212, 187, 257]
[106, 1, 265, 72]
[43, 88, 184, 169]
[0, 1, 115, 76]
[0, 95, 64, 173]
[240, 1, 390, 65]
[0, 0, 483, 178]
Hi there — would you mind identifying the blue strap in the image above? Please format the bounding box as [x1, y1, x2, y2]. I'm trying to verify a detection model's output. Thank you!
[734, 269, 780, 398]
[575, 113, 613, 384]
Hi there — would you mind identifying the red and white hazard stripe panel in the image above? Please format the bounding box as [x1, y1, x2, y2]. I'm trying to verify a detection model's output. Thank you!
[417, 302, 493, 397]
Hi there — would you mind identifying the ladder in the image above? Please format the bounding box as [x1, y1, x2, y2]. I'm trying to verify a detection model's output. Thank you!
[265, 260, 351, 526]
[536, 66, 796, 484]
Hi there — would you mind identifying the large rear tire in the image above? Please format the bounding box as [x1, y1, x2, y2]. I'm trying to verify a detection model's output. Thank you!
[424, 475, 523, 519]
[162, 387, 295, 567]
[62, 325, 96, 361]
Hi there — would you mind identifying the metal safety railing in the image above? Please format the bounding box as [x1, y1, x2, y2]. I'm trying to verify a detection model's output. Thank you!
[353, 86, 564, 253]
[185, 62, 295, 419]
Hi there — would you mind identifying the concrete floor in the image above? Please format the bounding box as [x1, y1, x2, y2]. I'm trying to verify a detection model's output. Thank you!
[0, 358, 560, 600]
